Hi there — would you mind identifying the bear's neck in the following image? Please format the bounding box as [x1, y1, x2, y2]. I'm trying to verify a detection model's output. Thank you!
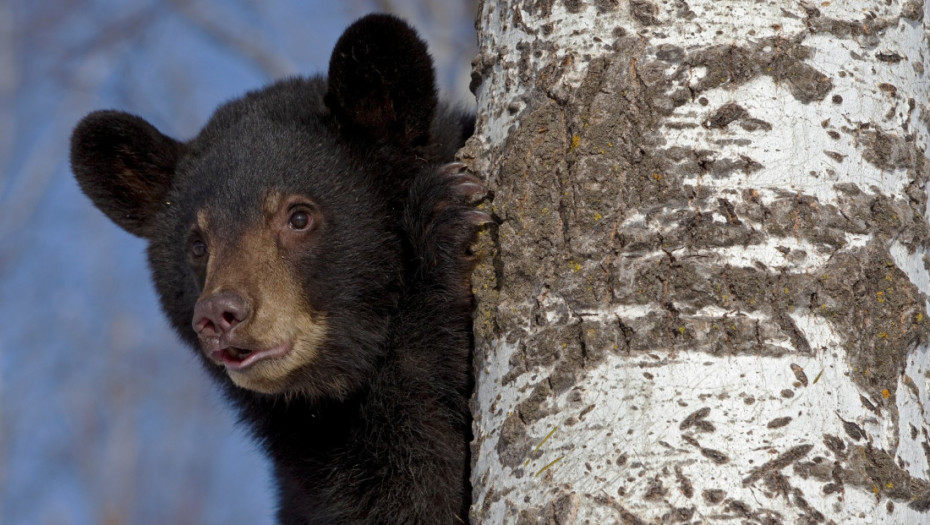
[236, 387, 364, 458]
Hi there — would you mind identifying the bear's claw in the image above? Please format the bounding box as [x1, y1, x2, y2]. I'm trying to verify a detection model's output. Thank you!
[404, 162, 493, 280]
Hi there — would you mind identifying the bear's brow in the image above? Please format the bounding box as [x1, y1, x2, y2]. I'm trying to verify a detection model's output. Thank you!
[196, 209, 210, 234]
[262, 191, 285, 218]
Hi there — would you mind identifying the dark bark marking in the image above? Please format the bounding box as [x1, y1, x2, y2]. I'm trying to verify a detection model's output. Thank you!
[700, 447, 729, 464]
[563, 0, 583, 13]
[791, 488, 826, 523]
[876, 51, 904, 63]
[743, 444, 814, 485]
[838, 416, 865, 441]
[629, 0, 659, 25]
[842, 445, 930, 511]
[643, 475, 667, 500]
[790, 363, 809, 386]
[686, 38, 833, 103]
[859, 394, 880, 415]
[702, 488, 726, 504]
[902, 0, 924, 21]
[823, 434, 847, 457]
[703, 102, 748, 129]
[675, 465, 694, 498]
[767, 416, 793, 429]
[679, 406, 713, 431]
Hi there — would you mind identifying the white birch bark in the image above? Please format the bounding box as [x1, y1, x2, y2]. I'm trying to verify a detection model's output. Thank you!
[462, 0, 930, 522]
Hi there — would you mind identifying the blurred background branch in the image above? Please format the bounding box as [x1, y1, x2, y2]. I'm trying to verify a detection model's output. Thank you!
[167, 0, 295, 78]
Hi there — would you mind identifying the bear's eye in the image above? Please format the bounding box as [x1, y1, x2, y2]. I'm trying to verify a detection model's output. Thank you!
[190, 239, 207, 258]
[288, 210, 311, 231]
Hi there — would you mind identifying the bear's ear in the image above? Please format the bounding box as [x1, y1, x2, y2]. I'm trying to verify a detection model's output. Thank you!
[70, 110, 184, 238]
[325, 14, 437, 148]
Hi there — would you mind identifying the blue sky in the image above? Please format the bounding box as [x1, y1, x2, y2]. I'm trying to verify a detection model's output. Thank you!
[0, 1, 475, 523]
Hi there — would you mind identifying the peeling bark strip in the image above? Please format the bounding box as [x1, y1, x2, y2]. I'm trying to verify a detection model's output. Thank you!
[465, 0, 930, 523]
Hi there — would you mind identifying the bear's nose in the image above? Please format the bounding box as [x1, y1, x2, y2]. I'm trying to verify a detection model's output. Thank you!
[193, 290, 251, 337]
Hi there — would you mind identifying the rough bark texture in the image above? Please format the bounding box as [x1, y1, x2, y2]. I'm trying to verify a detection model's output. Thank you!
[462, 0, 930, 522]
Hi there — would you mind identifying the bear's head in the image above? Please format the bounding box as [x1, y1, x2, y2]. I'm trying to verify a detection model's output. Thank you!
[70, 15, 455, 400]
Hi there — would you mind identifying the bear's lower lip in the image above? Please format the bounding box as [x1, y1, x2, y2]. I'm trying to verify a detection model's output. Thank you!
[211, 345, 290, 370]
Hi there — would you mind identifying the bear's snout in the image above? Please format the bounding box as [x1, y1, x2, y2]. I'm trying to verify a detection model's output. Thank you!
[193, 290, 251, 338]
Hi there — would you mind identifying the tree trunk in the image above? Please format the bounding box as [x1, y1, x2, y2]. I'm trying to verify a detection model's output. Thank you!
[462, 0, 930, 522]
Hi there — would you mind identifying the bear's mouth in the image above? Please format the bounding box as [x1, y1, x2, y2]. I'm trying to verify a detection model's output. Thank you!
[210, 344, 291, 370]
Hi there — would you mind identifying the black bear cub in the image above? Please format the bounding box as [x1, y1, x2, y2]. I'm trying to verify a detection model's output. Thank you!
[70, 15, 486, 524]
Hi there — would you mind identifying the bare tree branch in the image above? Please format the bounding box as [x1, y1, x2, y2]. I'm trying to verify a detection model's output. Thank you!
[168, 0, 295, 79]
